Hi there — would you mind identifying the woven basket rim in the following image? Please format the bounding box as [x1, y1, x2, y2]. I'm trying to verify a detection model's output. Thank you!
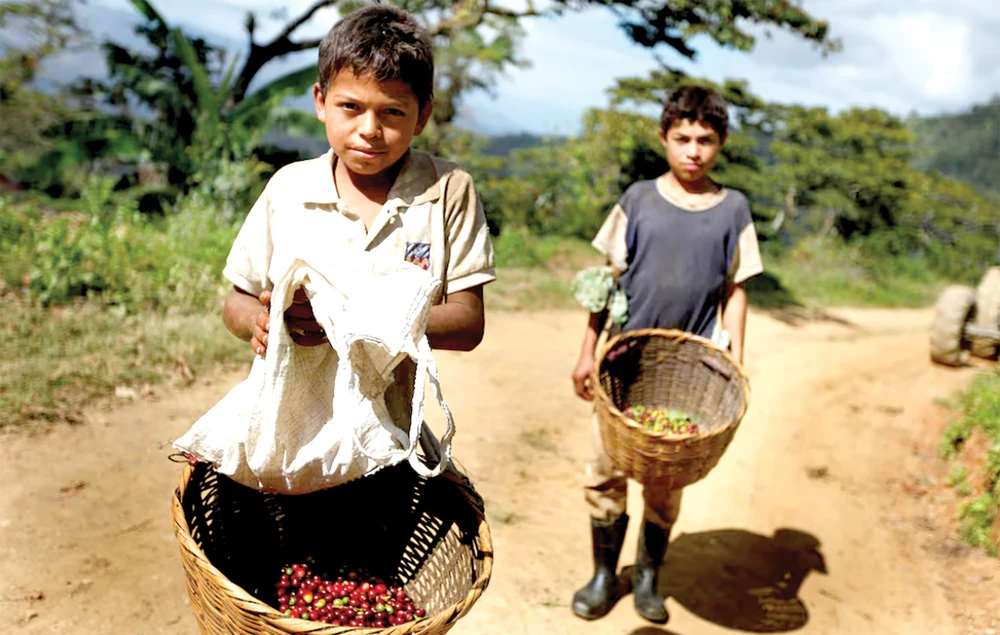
[592, 328, 751, 441]
[172, 462, 494, 634]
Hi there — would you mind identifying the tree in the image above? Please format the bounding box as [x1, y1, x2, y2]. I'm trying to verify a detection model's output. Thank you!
[80, 0, 318, 193]
[0, 0, 89, 176]
[769, 106, 915, 240]
[0, 0, 87, 97]
[173, 0, 838, 132]
[908, 96, 1000, 199]
[601, 0, 838, 59]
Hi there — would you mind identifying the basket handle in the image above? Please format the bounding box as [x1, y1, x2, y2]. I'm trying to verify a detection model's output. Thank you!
[700, 354, 734, 380]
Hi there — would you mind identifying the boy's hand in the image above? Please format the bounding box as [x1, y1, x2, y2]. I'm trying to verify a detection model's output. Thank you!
[285, 288, 328, 347]
[250, 290, 271, 357]
[572, 355, 596, 401]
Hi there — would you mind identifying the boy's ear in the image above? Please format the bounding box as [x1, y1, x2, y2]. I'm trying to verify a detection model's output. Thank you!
[312, 83, 327, 123]
[414, 101, 434, 135]
[657, 127, 669, 148]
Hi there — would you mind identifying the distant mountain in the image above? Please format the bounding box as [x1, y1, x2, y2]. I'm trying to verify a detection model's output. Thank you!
[908, 97, 999, 198]
[481, 132, 566, 156]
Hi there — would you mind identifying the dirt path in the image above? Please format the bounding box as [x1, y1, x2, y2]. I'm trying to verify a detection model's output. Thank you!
[2, 308, 998, 634]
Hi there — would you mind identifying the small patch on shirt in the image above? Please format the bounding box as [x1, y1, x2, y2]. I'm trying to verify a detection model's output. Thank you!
[405, 242, 431, 270]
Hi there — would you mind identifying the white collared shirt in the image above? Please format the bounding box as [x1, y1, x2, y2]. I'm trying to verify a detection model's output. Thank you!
[224, 149, 496, 301]
[223, 149, 496, 431]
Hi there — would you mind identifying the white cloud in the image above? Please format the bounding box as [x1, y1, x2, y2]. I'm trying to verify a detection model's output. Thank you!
[742, 0, 999, 114]
[864, 12, 972, 102]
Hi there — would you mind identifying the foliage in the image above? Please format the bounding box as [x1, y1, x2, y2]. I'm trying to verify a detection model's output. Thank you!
[478, 108, 666, 238]
[763, 105, 999, 284]
[487, 232, 603, 311]
[0, 0, 85, 92]
[0, 0, 89, 181]
[69, 0, 315, 201]
[753, 239, 940, 308]
[1, 185, 240, 314]
[940, 372, 1000, 556]
[909, 96, 999, 199]
[768, 106, 915, 239]
[0, 294, 247, 430]
[600, 0, 839, 58]
[50, 0, 838, 188]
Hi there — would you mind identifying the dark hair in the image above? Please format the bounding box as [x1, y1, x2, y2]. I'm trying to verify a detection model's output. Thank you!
[660, 86, 729, 139]
[317, 5, 434, 107]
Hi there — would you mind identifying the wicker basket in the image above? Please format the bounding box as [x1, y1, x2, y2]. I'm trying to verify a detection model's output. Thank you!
[172, 461, 493, 635]
[593, 328, 750, 490]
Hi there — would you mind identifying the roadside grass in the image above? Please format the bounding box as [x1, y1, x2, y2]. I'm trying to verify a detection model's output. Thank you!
[1, 295, 248, 431]
[939, 371, 1000, 556]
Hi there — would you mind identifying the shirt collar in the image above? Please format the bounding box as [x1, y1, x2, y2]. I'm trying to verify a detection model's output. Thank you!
[298, 149, 442, 209]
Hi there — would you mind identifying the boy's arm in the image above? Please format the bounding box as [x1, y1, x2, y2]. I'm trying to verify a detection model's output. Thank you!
[725, 199, 762, 365]
[571, 263, 620, 400]
[435, 167, 496, 352]
[572, 309, 608, 401]
[426, 285, 485, 351]
[223, 286, 270, 356]
[722, 282, 748, 364]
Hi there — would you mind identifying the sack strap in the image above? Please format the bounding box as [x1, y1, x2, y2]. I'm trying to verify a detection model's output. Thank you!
[351, 335, 455, 477]
[406, 336, 455, 476]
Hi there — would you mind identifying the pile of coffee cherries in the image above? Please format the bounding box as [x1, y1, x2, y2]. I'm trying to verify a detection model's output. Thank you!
[275, 563, 426, 626]
[625, 405, 699, 434]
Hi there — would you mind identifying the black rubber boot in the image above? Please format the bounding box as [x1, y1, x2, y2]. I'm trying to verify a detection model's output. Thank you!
[572, 514, 629, 620]
[633, 519, 671, 623]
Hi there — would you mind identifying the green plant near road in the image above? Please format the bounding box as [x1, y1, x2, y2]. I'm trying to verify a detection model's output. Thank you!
[0, 295, 249, 430]
[940, 372, 1000, 556]
[1, 184, 238, 313]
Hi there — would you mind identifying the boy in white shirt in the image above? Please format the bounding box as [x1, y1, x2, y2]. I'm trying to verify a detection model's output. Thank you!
[222, 5, 495, 465]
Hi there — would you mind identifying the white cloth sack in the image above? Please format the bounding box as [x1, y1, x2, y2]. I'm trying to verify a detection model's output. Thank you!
[172, 247, 455, 495]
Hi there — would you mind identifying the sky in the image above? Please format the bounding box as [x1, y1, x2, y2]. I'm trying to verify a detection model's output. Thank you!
[78, 0, 1000, 135]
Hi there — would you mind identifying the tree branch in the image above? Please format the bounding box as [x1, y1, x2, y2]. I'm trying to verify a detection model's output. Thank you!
[431, 0, 544, 37]
[278, 0, 339, 42]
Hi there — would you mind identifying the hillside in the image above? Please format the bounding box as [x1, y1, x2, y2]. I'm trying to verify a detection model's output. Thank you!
[908, 97, 999, 198]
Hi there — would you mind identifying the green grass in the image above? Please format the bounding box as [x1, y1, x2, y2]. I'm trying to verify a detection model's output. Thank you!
[487, 230, 600, 310]
[754, 238, 944, 309]
[1, 187, 239, 314]
[1, 296, 249, 430]
[940, 372, 1000, 556]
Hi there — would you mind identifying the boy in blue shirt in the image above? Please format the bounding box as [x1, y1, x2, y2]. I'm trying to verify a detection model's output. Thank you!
[570, 86, 763, 623]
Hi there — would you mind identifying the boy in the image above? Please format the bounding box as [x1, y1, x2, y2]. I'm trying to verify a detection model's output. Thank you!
[570, 86, 763, 623]
[221, 6, 495, 465]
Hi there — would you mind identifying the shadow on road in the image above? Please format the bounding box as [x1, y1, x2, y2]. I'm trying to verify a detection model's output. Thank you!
[626, 628, 685, 635]
[652, 527, 827, 633]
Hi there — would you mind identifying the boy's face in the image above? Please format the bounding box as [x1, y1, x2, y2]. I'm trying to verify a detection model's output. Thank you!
[659, 119, 724, 184]
[313, 69, 432, 177]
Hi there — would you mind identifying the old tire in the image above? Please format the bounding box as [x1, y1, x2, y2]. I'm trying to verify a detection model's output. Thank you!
[971, 267, 1000, 359]
[930, 285, 975, 366]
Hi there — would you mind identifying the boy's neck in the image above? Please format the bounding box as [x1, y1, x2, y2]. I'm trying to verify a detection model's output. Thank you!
[333, 153, 406, 204]
[665, 170, 718, 195]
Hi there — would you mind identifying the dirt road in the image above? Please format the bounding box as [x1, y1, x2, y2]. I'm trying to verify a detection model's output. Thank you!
[2, 308, 997, 634]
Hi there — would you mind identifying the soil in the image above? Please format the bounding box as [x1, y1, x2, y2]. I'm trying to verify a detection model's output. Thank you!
[2, 307, 998, 634]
